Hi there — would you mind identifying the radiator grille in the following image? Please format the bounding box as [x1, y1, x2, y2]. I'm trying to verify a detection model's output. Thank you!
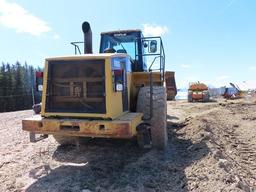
[45, 59, 106, 114]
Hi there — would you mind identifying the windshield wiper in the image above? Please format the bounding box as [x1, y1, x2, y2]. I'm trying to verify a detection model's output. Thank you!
[118, 42, 126, 52]
[112, 35, 127, 53]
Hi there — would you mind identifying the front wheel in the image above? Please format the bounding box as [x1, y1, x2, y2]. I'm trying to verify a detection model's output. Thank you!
[136, 86, 168, 149]
[53, 135, 90, 145]
[203, 93, 210, 102]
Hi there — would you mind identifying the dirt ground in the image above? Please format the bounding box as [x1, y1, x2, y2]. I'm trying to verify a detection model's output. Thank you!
[1, 98, 256, 192]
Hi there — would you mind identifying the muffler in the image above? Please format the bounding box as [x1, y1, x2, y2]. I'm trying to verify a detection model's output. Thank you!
[82, 21, 92, 54]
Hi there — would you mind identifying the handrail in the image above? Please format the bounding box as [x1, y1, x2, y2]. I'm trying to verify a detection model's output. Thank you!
[135, 36, 166, 121]
[136, 36, 165, 83]
[70, 41, 83, 55]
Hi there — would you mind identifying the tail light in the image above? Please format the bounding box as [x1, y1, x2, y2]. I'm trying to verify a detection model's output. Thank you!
[112, 69, 124, 92]
[36, 71, 43, 91]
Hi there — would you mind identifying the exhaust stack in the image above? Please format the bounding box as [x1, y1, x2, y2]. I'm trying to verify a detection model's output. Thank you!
[82, 21, 92, 54]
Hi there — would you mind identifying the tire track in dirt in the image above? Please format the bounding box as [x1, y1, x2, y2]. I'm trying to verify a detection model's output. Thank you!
[200, 102, 256, 189]
[1, 100, 256, 192]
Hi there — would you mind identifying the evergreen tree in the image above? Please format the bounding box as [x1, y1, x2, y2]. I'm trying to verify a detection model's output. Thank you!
[0, 61, 41, 112]
[6, 63, 14, 111]
[0, 63, 7, 112]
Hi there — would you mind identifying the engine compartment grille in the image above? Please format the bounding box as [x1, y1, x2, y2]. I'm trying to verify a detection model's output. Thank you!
[45, 59, 106, 114]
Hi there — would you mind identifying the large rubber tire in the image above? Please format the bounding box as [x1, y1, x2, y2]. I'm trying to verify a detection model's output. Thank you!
[53, 135, 90, 145]
[167, 94, 173, 101]
[167, 90, 175, 101]
[53, 135, 77, 145]
[137, 86, 168, 149]
[203, 93, 210, 102]
[188, 92, 193, 102]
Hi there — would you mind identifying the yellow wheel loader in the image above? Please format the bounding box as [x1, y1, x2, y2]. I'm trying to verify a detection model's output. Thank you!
[22, 21, 170, 149]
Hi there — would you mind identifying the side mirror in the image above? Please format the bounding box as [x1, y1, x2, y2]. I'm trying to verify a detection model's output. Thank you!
[36, 71, 43, 92]
[143, 42, 148, 48]
[149, 40, 157, 53]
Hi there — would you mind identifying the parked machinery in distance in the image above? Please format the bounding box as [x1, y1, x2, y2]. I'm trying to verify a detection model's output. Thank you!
[223, 83, 243, 99]
[188, 82, 210, 102]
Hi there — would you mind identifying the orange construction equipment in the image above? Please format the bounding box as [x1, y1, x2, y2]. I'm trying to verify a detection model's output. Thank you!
[188, 82, 210, 102]
[222, 83, 243, 99]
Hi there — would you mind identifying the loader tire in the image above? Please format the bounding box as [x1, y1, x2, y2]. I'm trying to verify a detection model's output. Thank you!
[167, 94, 173, 101]
[137, 86, 168, 149]
[53, 135, 77, 145]
[167, 91, 175, 101]
[53, 135, 90, 145]
[203, 93, 210, 102]
[188, 92, 193, 102]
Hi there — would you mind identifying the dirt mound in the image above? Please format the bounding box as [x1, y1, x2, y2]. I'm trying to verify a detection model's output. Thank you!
[0, 100, 256, 191]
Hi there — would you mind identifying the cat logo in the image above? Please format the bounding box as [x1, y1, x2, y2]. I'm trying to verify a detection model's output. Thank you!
[73, 85, 82, 97]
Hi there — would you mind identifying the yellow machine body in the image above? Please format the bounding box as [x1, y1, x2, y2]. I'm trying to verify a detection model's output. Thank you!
[22, 22, 169, 143]
[41, 54, 127, 119]
[22, 113, 142, 139]
[22, 54, 163, 139]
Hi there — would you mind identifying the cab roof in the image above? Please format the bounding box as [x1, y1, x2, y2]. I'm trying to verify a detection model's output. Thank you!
[46, 53, 128, 61]
[101, 29, 142, 35]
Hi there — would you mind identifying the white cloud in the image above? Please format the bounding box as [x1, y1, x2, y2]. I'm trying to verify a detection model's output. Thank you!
[142, 23, 168, 36]
[249, 66, 256, 70]
[180, 64, 191, 69]
[226, 0, 237, 9]
[53, 34, 60, 40]
[217, 75, 230, 80]
[0, 0, 51, 36]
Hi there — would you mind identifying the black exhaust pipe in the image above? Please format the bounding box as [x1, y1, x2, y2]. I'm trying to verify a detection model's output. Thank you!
[82, 21, 92, 54]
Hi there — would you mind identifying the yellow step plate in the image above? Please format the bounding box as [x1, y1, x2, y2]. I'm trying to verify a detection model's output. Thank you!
[22, 113, 143, 139]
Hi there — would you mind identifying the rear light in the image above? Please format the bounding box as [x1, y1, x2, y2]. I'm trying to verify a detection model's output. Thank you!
[36, 71, 43, 78]
[36, 71, 43, 91]
[112, 69, 123, 92]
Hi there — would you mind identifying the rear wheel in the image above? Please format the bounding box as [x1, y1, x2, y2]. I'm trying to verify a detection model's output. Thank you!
[188, 92, 193, 102]
[167, 90, 175, 101]
[53, 135, 90, 145]
[203, 92, 210, 102]
[137, 86, 168, 149]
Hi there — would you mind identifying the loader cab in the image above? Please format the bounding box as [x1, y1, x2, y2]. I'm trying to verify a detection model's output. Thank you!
[99, 30, 147, 72]
[70, 26, 165, 77]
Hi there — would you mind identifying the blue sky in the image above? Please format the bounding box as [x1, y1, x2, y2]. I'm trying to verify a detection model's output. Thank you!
[0, 0, 255, 88]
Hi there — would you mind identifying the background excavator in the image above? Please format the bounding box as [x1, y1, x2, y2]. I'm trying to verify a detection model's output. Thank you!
[223, 83, 243, 99]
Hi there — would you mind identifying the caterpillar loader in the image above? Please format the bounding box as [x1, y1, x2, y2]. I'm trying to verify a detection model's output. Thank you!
[22, 21, 170, 149]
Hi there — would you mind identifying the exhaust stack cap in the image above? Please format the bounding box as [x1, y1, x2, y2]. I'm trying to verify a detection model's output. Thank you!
[82, 21, 92, 54]
[82, 22, 91, 33]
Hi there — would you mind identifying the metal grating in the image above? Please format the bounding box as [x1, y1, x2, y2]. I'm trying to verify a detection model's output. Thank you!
[45, 59, 106, 114]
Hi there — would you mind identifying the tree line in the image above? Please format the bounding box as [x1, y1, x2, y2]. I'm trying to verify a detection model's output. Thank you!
[0, 62, 42, 112]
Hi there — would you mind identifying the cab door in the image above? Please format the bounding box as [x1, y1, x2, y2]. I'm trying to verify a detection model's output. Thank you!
[112, 57, 129, 112]
[122, 65, 128, 112]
